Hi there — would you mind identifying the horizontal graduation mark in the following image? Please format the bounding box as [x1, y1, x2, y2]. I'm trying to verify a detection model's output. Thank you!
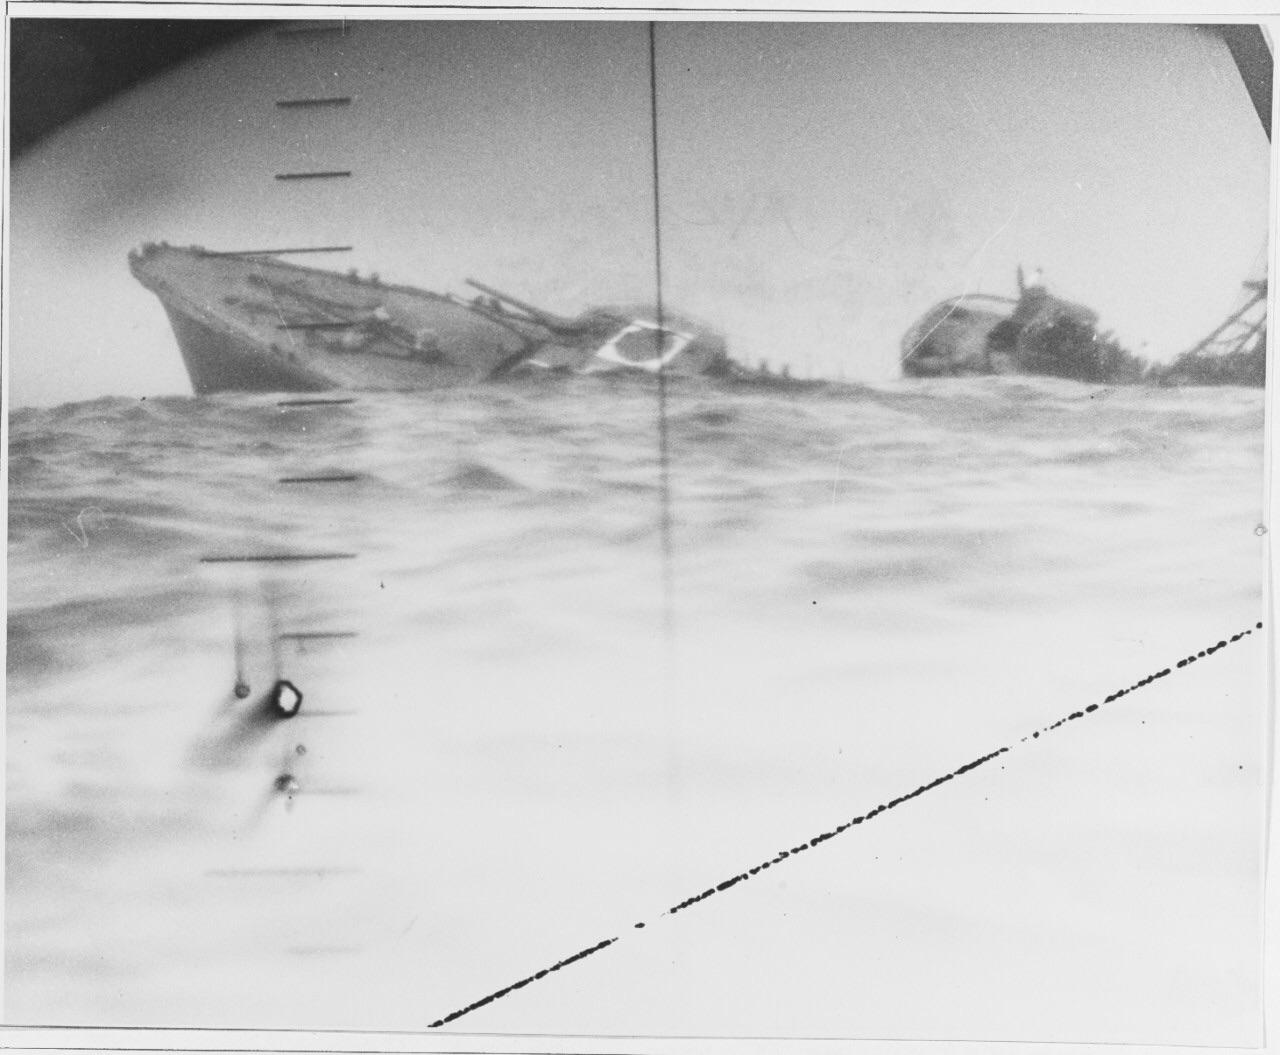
[279, 631, 359, 640]
[206, 867, 359, 878]
[201, 246, 353, 257]
[200, 553, 356, 564]
[278, 474, 361, 484]
[277, 397, 358, 407]
[275, 170, 353, 181]
[276, 96, 353, 109]
[275, 24, 350, 38]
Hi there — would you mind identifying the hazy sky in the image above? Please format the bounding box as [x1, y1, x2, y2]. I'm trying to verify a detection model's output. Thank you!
[7, 19, 1271, 406]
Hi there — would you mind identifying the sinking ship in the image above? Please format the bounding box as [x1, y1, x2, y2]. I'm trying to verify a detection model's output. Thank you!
[129, 243, 735, 394]
[901, 265, 1266, 387]
[900, 267, 1147, 384]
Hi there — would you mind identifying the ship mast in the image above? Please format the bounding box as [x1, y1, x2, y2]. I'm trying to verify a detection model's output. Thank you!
[1176, 278, 1267, 361]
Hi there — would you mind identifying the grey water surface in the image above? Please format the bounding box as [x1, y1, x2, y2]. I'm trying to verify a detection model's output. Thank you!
[6, 375, 1267, 1042]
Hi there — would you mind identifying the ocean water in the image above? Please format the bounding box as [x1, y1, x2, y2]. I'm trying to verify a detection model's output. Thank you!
[5, 376, 1268, 1042]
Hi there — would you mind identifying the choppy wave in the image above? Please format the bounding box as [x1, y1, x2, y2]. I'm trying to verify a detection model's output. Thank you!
[6, 373, 1268, 1033]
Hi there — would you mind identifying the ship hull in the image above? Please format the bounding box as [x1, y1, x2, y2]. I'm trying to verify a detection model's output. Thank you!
[130, 244, 536, 395]
[899, 290, 1142, 383]
[130, 243, 736, 395]
[162, 306, 332, 395]
[901, 301, 1011, 377]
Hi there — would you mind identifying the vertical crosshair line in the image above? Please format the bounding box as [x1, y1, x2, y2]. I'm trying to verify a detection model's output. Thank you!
[648, 21, 675, 646]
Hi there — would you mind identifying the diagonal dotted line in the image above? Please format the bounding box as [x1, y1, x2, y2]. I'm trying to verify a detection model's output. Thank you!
[666, 745, 1008, 915]
[429, 620, 1263, 1029]
[431, 939, 619, 1027]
